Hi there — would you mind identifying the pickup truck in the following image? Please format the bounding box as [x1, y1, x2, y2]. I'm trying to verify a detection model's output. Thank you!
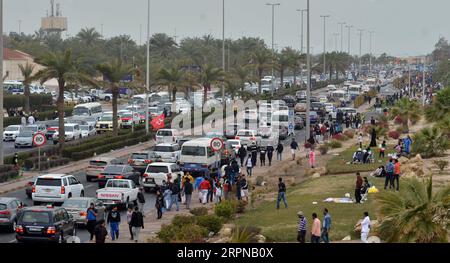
[96, 179, 139, 210]
[90, 89, 113, 102]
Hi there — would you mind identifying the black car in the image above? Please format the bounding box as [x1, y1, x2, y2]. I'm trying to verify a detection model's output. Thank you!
[283, 96, 297, 108]
[311, 102, 326, 116]
[15, 206, 74, 243]
[97, 165, 141, 188]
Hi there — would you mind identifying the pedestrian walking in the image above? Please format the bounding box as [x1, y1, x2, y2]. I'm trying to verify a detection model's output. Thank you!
[359, 212, 371, 243]
[290, 138, 299, 161]
[21, 115, 26, 126]
[223, 176, 231, 200]
[385, 159, 395, 190]
[297, 211, 307, 243]
[321, 208, 332, 243]
[126, 207, 134, 240]
[276, 178, 288, 209]
[240, 175, 249, 202]
[403, 135, 412, 156]
[207, 176, 214, 203]
[107, 206, 121, 241]
[95, 202, 106, 222]
[311, 213, 321, 243]
[168, 178, 180, 211]
[393, 159, 401, 191]
[199, 177, 211, 204]
[12, 153, 19, 170]
[238, 146, 247, 167]
[214, 181, 223, 203]
[137, 187, 146, 215]
[94, 219, 108, 244]
[246, 155, 253, 177]
[155, 190, 164, 219]
[183, 179, 193, 209]
[309, 148, 316, 168]
[355, 172, 363, 204]
[276, 142, 284, 161]
[267, 145, 274, 166]
[130, 206, 144, 243]
[27, 114, 35, 125]
[259, 148, 266, 166]
[236, 174, 242, 201]
[86, 203, 97, 241]
[379, 140, 386, 158]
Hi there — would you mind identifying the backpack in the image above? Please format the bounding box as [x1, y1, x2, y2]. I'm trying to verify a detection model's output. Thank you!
[279, 182, 286, 192]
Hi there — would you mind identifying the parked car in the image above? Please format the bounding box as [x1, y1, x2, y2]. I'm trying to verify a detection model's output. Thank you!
[128, 151, 162, 174]
[61, 197, 100, 226]
[97, 165, 141, 188]
[86, 157, 121, 182]
[142, 163, 183, 192]
[96, 179, 139, 209]
[3, 125, 23, 142]
[0, 197, 23, 232]
[14, 132, 35, 148]
[154, 143, 181, 163]
[32, 174, 85, 206]
[15, 205, 75, 243]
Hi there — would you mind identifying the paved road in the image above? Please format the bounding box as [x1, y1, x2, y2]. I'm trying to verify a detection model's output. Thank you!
[3, 140, 55, 156]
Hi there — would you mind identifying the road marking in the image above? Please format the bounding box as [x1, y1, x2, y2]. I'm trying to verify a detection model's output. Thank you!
[9, 239, 16, 243]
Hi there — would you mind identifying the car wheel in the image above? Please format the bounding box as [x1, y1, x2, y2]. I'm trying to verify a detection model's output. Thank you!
[144, 187, 151, 193]
[53, 141, 58, 145]
[80, 190, 84, 197]
[33, 201, 40, 206]
[68, 193, 72, 199]
[86, 177, 92, 182]
[105, 97, 111, 102]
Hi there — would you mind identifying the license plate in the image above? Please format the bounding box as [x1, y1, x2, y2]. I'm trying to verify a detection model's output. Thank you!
[44, 189, 52, 193]
[28, 227, 42, 232]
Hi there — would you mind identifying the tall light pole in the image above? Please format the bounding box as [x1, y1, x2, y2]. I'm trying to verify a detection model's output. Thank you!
[338, 22, 345, 52]
[320, 15, 330, 77]
[306, 0, 311, 141]
[221, 0, 226, 110]
[296, 9, 307, 54]
[139, 24, 142, 46]
[145, 0, 150, 135]
[345, 25, 353, 54]
[18, 19, 21, 35]
[357, 29, 364, 73]
[333, 33, 339, 52]
[0, 0, 3, 164]
[266, 3, 280, 96]
[369, 31, 374, 73]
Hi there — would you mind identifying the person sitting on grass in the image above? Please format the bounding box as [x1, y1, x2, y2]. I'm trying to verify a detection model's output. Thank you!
[352, 148, 363, 164]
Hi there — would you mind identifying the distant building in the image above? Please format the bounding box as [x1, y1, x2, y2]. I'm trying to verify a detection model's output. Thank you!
[2, 48, 44, 81]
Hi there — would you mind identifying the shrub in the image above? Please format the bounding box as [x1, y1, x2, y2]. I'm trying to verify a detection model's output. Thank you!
[433, 160, 449, 174]
[0, 166, 19, 183]
[214, 201, 235, 220]
[190, 207, 208, 216]
[235, 200, 247, 214]
[343, 129, 355, 139]
[255, 176, 264, 186]
[318, 144, 329, 155]
[157, 224, 178, 243]
[412, 127, 450, 158]
[327, 140, 342, 149]
[354, 95, 365, 108]
[231, 226, 254, 243]
[175, 224, 208, 243]
[388, 130, 400, 140]
[171, 215, 196, 227]
[394, 115, 404, 125]
[196, 215, 223, 233]
[332, 133, 348, 141]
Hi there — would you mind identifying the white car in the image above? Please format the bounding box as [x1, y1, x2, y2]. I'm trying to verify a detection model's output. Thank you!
[3, 125, 23, 141]
[155, 129, 183, 144]
[52, 124, 82, 144]
[235, 129, 262, 146]
[323, 103, 336, 113]
[80, 124, 96, 138]
[226, 139, 242, 154]
[96, 179, 138, 209]
[154, 143, 181, 163]
[142, 163, 183, 192]
[32, 174, 85, 205]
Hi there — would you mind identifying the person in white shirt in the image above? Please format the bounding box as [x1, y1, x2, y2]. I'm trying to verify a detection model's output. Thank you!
[360, 212, 371, 243]
[27, 115, 35, 125]
[21, 115, 27, 126]
[246, 155, 253, 177]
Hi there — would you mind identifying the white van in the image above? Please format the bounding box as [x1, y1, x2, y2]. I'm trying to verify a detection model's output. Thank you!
[179, 138, 221, 177]
[73, 102, 103, 119]
[32, 174, 84, 205]
[155, 129, 183, 144]
[271, 110, 289, 127]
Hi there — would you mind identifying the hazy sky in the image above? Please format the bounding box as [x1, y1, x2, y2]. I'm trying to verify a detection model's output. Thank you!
[4, 0, 448, 56]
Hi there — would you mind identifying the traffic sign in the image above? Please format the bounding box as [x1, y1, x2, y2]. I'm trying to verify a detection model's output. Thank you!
[210, 137, 224, 152]
[32, 132, 47, 147]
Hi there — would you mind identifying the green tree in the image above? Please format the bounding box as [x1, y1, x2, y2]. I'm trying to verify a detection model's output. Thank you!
[425, 87, 450, 122]
[155, 65, 188, 102]
[376, 177, 450, 243]
[150, 33, 178, 59]
[33, 49, 94, 149]
[412, 127, 449, 158]
[76, 27, 102, 46]
[230, 64, 255, 92]
[18, 62, 36, 114]
[276, 48, 296, 89]
[198, 64, 224, 103]
[250, 49, 272, 94]
[96, 59, 136, 135]
[391, 98, 421, 133]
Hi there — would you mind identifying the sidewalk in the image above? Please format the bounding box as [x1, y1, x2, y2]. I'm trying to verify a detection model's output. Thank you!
[0, 140, 156, 195]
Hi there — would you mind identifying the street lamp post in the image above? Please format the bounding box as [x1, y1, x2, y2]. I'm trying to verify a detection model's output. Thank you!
[369, 31, 374, 73]
[358, 29, 364, 73]
[145, 0, 150, 135]
[296, 9, 307, 54]
[346, 25, 353, 54]
[222, 0, 225, 107]
[306, 0, 311, 141]
[338, 22, 345, 52]
[266, 3, 280, 97]
[320, 15, 330, 77]
[333, 33, 339, 52]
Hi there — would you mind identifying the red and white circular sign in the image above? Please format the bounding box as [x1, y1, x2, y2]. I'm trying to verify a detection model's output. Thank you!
[32, 132, 47, 147]
[210, 137, 224, 152]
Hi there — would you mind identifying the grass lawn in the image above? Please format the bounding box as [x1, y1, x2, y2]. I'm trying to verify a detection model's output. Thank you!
[326, 145, 394, 174]
[235, 174, 385, 242]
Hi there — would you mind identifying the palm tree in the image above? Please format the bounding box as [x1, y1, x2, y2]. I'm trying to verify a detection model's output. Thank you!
[425, 87, 450, 122]
[250, 49, 272, 94]
[198, 64, 224, 103]
[391, 98, 421, 133]
[230, 64, 254, 92]
[96, 59, 136, 135]
[276, 48, 296, 89]
[375, 176, 450, 243]
[77, 27, 102, 46]
[156, 65, 188, 102]
[33, 49, 93, 149]
[18, 63, 36, 114]
[435, 115, 450, 138]
[150, 33, 178, 58]
[412, 127, 449, 158]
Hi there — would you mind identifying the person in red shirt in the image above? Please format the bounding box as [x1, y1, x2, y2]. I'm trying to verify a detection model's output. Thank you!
[393, 159, 401, 191]
[199, 177, 211, 204]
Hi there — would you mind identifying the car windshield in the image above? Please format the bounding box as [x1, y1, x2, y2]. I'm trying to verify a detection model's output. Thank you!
[5, 126, 19, 131]
[17, 132, 33, 138]
[100, 115, 113, 121]
[62, 199, 89, 209]
[65, 126, 74, 132]
[122, 113, 133, 118]
[23, 126, 38, 133]
[131, 153, 148, 160]
[103, 166, 124, 174]
[154, 146, 176, 152]
[227, 141, 239, 146]
[156, 130, 172, 136]
[20, 211, 51, 224]
[0, 204, 7, 210]
[73, 107, 89, 116]
[36, 178, 61, 186]
[181, 146, 206, 156]
[80, 125, 89, 131]
[146, 166, 169, 173]
[89, 160, 108, 167]
[47, 121, 59, 127]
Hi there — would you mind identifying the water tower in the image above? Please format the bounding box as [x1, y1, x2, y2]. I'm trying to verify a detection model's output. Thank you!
[41, 0, 67, 34]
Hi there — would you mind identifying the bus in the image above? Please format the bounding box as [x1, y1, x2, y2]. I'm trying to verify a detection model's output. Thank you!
[179, 138, 221, 177]
[73, 102, 103, 118]
[348, 85, 362, 100]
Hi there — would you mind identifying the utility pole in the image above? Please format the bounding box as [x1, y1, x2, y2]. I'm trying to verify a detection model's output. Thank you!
[306, 0, 311, 141]
[358, 29, 364, 73]
[267, 3, 281, 96]
[320, 15, 330, 77]
[338, 22, 345, 52]
[346, 25, 353, 54]
[0, 0, 3, 164]
[296, 9, 307, 54]
[369, 31, 374, 73]
[101, 24, 103, 37]
[139, 24, 142, 46]
[333, 33, 339, 52]
[145, 0, 150, 135]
